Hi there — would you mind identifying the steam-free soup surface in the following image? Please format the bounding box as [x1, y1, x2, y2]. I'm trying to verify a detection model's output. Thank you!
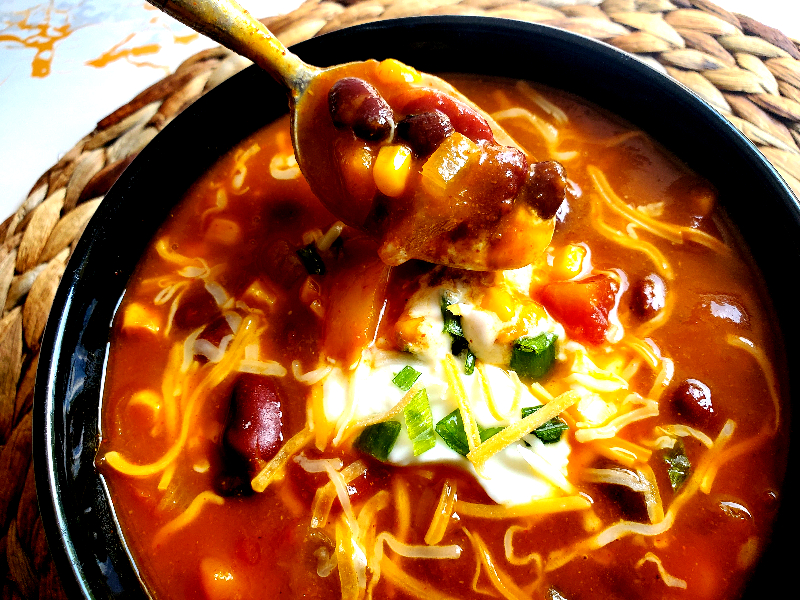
[98, 75, 788, 600]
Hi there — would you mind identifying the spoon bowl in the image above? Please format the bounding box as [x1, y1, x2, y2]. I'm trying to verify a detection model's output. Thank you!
[147, 0, 563, 271]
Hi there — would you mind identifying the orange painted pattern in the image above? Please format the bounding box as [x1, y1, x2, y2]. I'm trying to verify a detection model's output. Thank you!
[0, 4, 75, 77]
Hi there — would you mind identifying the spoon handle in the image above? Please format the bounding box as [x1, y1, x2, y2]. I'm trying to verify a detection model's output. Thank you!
[147, 0, 319, 97]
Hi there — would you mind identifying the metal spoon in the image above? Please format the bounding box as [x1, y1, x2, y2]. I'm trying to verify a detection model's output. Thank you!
[146, 0, 562, 270]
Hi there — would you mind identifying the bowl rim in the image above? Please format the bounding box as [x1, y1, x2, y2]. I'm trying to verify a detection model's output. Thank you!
[34, 14, 799, 600]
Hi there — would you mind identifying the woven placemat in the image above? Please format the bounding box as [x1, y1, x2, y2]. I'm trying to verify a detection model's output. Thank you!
[2, 0, 799, 597]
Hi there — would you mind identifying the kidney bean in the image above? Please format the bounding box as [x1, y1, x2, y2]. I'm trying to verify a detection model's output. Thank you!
[198, 314, 234, 347]
[223, 374, 284, 478]
[494, 145, 529, 202]
[629, 273, 666, 320]
[517, 160, 567, 220]
[172, 282, 220, 331]
[396, 110, 454, 156]
[328, 77, 394, 141]
[399, 89, 494, 143]
[672, 378, 716, 427]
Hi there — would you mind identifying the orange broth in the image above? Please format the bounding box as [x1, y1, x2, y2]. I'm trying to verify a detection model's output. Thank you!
[97, 75, 788, 600]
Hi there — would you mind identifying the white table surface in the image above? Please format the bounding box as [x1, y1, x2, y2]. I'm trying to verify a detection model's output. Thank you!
[1, 0, 798, 222]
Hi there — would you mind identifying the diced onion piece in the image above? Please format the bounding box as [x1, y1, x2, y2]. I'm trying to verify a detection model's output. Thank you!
[374, 144, 413, 198]
[121, 303, 161, 335]
[269, 152, 300, 180]
[292, 359, 332, 385]
[242, 279, 279, 311]
[294, 454, 343, 473]
[238, 359, 287, 377]
[205, 218, 242, 246]
[420, 132, 478, 199]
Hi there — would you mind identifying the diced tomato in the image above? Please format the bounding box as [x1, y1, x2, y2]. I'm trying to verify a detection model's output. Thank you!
[397, 88, 495, 143]
[322, 238, 392, 366]
[538, 274, 619, 345]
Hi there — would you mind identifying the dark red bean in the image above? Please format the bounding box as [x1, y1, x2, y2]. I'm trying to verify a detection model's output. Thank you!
[197, 314, 234, 348]
[672, 378, 716, 427]
[223, 374, 284, 477]
[400, 89, 494, 143]
[517, 160, 567, 220]
[172, 282, 220, 331]
[328, 77, 394, 141]
[396, 110, 454, 156]
[493, 145, 529, 203]
[629, 273, 666, 320]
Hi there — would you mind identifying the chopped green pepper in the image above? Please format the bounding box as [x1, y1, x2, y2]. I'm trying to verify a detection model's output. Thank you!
[663, 442, 691, 491]
[440, 294, 464, 338]
[441, 293, 477, 375]
[296, 243, 326, 275]
[510, 332, 557, 380]
[520, 405, 569, 443]
[435, 409, 504, 456]
[392, 365, 421, 391]
[354, 421, 401, 461]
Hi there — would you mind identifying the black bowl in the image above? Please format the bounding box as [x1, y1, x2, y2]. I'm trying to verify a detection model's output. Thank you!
[34, 16, 799, 600]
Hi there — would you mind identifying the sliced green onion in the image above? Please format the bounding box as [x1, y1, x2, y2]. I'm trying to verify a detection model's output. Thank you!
[435, 409, 504, 456]
[392, 365, 421, 391]
[663, 442, 691, 491]
[510, 332, 557, 380]
[354, 421, 401, 462]
[404, 389, 436, 456]
[520, 405, 569, 443]
[297, 243, 326, 275]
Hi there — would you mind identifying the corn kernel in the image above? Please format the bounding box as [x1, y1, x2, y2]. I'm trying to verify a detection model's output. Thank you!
[481, 287, 515, 322]
[496, 301, 547, 344]
[122, 303, 161, 334]
[339, 142, 376, 202]
[373, 144, 413, 197]
[375, 58, 422, 85]
[551, 244, 587, 280]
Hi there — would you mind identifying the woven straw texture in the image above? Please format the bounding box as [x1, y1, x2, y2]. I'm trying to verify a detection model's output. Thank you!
[1, 0, 799, 597]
